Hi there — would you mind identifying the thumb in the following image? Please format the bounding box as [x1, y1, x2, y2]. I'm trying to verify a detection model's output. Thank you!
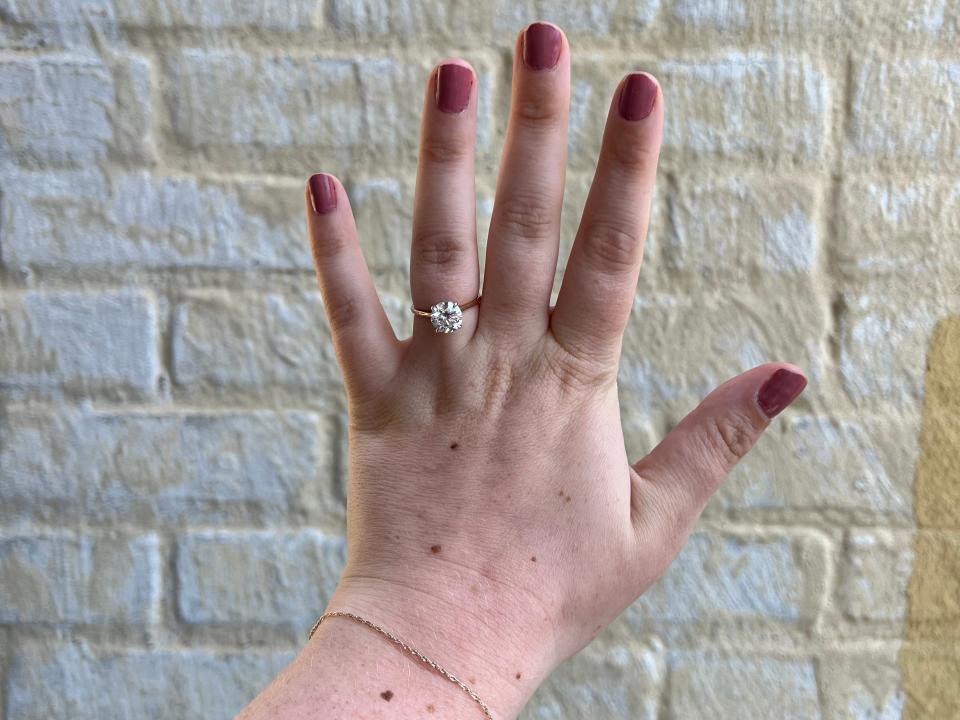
[630, 363, 807, 544]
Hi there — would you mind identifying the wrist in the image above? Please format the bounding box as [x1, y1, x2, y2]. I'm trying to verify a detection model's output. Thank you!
[324, 565, 560, 719]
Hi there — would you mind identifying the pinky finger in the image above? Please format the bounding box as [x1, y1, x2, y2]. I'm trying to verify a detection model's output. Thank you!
[306, 173, 402, 397]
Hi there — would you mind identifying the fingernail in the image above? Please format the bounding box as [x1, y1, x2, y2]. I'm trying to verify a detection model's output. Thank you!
[618, 73, 658, 121]
[757, 369, 807, 419]
[308, 173, 337, 214]
[436, 63, 473, 114]
[523, 22, 562, 71]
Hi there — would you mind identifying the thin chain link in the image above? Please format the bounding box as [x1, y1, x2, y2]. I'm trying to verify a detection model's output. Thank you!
[308, 610, 494, 719]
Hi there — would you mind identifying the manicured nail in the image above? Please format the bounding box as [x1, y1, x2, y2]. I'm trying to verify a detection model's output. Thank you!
[436, 63, 473, 114]
[523, 22, 562, 71]
[757, 369, 807, 419]
[618, 73, 658, 121]
[308, 173, 337, 214]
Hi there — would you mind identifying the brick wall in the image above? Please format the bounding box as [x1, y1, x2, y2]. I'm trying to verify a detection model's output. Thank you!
[1, 1, 957, 718]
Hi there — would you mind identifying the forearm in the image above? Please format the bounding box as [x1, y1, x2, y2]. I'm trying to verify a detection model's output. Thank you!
[239, 575, 554, 720]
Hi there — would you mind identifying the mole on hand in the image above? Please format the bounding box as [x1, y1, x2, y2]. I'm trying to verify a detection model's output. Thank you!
[515, 671, 522, 680]
[430, 544, 442, 554]
[380, 690, 394, 702]
[449, 442, 459, 449]
[530, 556, 537, 562]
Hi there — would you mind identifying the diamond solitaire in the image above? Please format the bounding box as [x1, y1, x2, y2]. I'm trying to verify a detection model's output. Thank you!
[411, 295, 480, 334]
[430, 300, 463, 333]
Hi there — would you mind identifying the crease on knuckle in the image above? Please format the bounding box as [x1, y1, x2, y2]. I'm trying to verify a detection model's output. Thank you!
[413, 230, 468, 269]
[707, 411, 758, 469]
[311, 232, 351, 261]
[420, 135, 471, 165]
[513, 92, 563, 129]
[609, 132, 658, 173]
[543, 345, 614, 394]
[323, 294, 359, 333]
[495, 193, 556, 240]
[580, 222, 641, 273]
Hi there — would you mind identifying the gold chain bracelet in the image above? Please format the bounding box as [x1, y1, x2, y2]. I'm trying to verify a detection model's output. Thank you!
[309, 610, 494, 719]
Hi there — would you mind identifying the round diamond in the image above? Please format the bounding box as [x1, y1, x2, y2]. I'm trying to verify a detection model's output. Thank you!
[430, 300, 463, 333]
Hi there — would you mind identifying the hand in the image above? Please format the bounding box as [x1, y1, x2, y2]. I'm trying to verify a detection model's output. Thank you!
[243, 21, 807, 720]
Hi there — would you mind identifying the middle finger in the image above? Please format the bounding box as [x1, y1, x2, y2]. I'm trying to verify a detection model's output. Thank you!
[479, 22, 571, 341]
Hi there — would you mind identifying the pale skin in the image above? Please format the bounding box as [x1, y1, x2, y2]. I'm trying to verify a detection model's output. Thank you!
[239, 21, 807, 720]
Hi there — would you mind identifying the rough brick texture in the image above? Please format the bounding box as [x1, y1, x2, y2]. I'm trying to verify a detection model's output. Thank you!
[1, 0, 952, 717]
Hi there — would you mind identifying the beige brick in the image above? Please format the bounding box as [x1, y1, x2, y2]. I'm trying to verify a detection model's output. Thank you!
[838, 528, 913, 622]
[847, 57, 960, 167]
[618, 281, 827, 420]
[664, 174, 819, 279]
[819, 652, 905, 720]
[838, 175, 960, 276]
[838, 280, 960, 409]
[716, 413, 916, 521]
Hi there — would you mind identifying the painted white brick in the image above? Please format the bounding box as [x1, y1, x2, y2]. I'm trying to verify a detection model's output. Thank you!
[0, 55, 151, 167]
[0, 407, 337, 525]
[6, 642, 293, 720]
[163, 50, 494, 169]
[0, 290, 159, 396]
[523, 637, 664, 719]
[113, 0, 321, 30]
[176, 530, 346, 629]
[171, 289, 338, 395]
[1, 169, 311, 269]
[627, 532, 823, 625]
[669, 652, 821, 719]
[0, 533, 158, 624]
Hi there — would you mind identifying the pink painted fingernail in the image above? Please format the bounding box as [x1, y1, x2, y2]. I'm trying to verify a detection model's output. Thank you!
[436, 63, 473, 114]
[308, 173, 337, 214]
[523, 22, 562, 71]
[757, 369, 807, 419]
[618, 73, 658, 121]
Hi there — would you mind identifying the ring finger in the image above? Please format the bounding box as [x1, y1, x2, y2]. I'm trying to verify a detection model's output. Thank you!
[409, 59, 481, 349]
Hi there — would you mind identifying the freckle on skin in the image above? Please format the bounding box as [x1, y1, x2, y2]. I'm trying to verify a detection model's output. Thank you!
[530, 556, 537, 562]
[450, 442, 458, 449]
[430, 544, 441, 554]
[380, 690, 394, 702]
[426, 704, 435, 713]
[515, 671, 522, 680]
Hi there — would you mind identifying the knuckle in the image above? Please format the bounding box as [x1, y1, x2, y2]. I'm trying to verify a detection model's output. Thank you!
[707, 411, 759, 468]
[513, 88, 564, 129]
[579, 221, 641, 273]
[420, 134, 471, 165]
[310, 231, 351, 261]
[495, 193, 556, 240]
[609, 132, 659, 173]
[323, 294, 359, 333]
[413, 229, 468, 269]
[542, 344, 615, 394]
